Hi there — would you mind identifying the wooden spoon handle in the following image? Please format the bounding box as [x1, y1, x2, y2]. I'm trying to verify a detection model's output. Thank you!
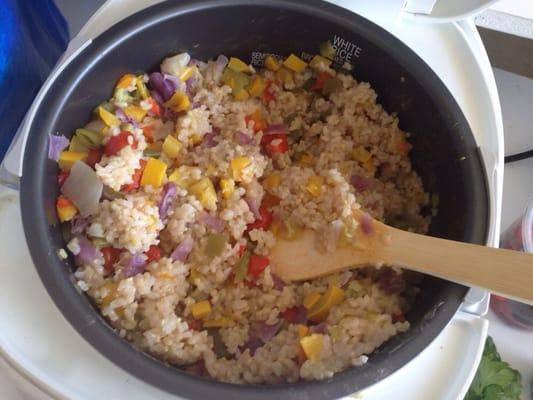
[383, 228, 533, 304]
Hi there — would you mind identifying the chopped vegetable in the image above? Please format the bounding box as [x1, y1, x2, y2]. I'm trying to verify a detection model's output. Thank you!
[359, 212, 374, 235]
[69, 135, 90, 153]
[236, 131, 255, 146]
[263, 174, 280, 189]
[247, 254, 269, 277]
[245, 110, 267, 133]
[230, 156, 251, 181]
[149, 72, 176, 101]
[188, 177, 218, 210]
[305, 175, 324, 197]
[104, 131, 136, 156]
[136, 77, 150, 99]
[281, 306, 307, 324]
[97, 106, 120, 127]
[204, 233, 227, 258]
[115, 74, 136, 89]
[191, 300, 212, 319]
[465, 336, 522, 400]
[58, 151, 87, 170]
[85, 148, 102, 168]
[162, 135, 182, 158]
[297, 324, 310, 339]
[61, 161, 103, 217]
[263, 123, 287, 136]
[212, 54, 229, 81]
[250, 320, 282, 344]
[310, 71, 333, 92]
[263, 134, 288, 156]
[234, 249, 251, 282]
[75, 236, 100, 266]
[140, 157, 168, 188]
[146, 97, 163, 116]
[221, 68, 250, 94]
[262, 80, 276, 103]
[262, 193, 281, 209]
[275, 67, 293, 85]
[168, 166, 197, 189]
[247, 205, 273, 231]
[352, 146, 372, 163]
[122, 253, 146, 278]
[283, 54, 307, 73]
[300, 334, 324, 362]
[48, 134, 70, 161]
[233, 88, 250, 101]
[171, 237, 194, 262]
[200, 213, 225, 233]
[227, 57, 250, 73]
[179, 66, 197, 81]
[219, 178, 235, 199]
[161, 53, 191, 78]
[123, 105, 147, 122]
[56, 196, 78, 222]
[307, 286, 345, 322]
[57, 170, 69, 187]
[159, 182, 177, 219]
[309, 55, 332, 69]
[320, 41, 336, 60]
[303, 292, 321, 310]
[165, 91, 190, 112]
[264, 55, 281, 71]
[297, 152, 313, 167]
[121, 159, 146, 193]
[203, 317, 231, 328]
[247, 76, 266, 97]
[350, 174, 373, 192]
[101, 246, 121, 274]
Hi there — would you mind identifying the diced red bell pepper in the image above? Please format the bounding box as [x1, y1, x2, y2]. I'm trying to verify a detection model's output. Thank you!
[145, 245, 162, 263]
[104, 131, 137, 156]
[392, 313, 406, 323]
[101, 246, 121, 274]
[121, 159, 147, 193]
[281, 307, 300, 323]
[187, 318, 202, 331]
[262, 80, 276, 103]
[142, 125, 154, 143]
[310, 72, 333, 92]
[262, 193, 281, 209]
[263, 134, 288, 157]
[147, 97, 163, 117]
[86, 148, 103, 168]
[247, 254, 269, 277]
[57, 170, 69, 187]
[247, 205, 273, 231]
[56, 196, 74, 208]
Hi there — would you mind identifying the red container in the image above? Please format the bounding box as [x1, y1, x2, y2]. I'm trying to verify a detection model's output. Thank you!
[491, 200, 533, 329]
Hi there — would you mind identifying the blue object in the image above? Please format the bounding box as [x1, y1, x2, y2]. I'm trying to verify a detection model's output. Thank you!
[0, 0, 69, 161]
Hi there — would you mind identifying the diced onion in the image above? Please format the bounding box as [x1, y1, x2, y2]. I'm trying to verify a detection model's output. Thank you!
[171, 237, 194, 262]
[159, 182, 177, 219]
[61, 161, 103, 217]
[48, 134, 69, 161]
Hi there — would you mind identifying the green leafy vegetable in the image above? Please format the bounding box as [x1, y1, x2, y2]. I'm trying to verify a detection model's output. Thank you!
[465, 336, 522, 400]
[234, 250, 251, 282]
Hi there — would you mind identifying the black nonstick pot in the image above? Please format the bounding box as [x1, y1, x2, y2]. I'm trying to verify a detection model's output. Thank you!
[20, 0, 489, 399]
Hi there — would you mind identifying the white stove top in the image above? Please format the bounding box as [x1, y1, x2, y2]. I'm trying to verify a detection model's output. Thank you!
[0, 1, 504, 399]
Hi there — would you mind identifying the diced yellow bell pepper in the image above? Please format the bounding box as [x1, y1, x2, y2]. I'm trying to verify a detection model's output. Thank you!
[69, 135, 90, 153]
[165, 91, 190, 112]
[297, 324, 310, 339]
[309, 55, 332, 69]
[230, 156, 251, 181]
[297, 152, 314, 167]
[219, 178, 235, 199]
[100, 281, 119, 308]
[56, 196, 78, 222]
[228, 57, 250, 73]
[136, 76, 150, 99]
[115, 74, 136, 89]
[299, 334, 324, 362]
[307, 286, 345, 323]
[179, 66, 197, 81]
[247, 76, 266, 97]
[352, 146, 372, 163]
[188, 177, 218, 211]
[58, 151, 87, 170]
[189, 268, 203, 281]
[168, 166, 197, 189]
[140, 157, 168, 188]
[264, 55, 281, 71]
[305, 175, 324, 197]
[187, 133, 203, 146]
[303, 292, 321, 310]
[283, 54, 307, 73]
[162, 135, 182, 159]
[362, 158, 375, 173]
[275, 67, 294, 85]
[233, 88, 250, 101]
[203, 317, 232, 328]
[123, 105, 147, 122]
[191, 300, 212, 319]
[263, 173, 280, 189]
[98, 106, 120, 128]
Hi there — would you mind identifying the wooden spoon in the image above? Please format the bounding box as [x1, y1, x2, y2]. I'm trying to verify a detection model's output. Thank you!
[270, 210, 533, 305]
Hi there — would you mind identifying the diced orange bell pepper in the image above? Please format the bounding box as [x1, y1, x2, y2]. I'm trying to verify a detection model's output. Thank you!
[245, 110, 267, 133]
[56, 196, 78, 222]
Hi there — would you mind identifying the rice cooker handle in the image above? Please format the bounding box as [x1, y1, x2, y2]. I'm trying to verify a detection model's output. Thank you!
[0, 37, 93, 191]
